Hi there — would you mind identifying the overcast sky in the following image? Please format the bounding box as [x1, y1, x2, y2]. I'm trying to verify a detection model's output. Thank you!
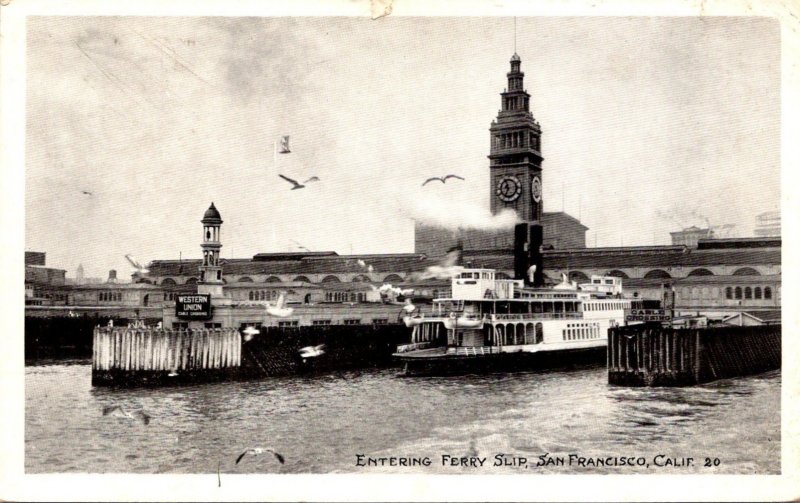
[24, 16, 780, 278]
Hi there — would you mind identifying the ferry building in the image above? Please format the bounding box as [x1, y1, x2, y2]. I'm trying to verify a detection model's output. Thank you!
[25, 53, 780, 325]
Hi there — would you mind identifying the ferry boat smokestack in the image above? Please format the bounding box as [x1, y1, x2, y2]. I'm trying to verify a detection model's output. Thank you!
[514, 223, 544, 287]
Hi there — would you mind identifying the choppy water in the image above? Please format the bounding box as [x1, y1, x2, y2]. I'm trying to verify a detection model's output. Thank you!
[25, 361, 780, 474]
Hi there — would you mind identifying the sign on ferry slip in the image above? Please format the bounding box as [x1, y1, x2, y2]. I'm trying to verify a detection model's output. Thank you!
[625, 309, 671, 322]
[176, 294, 212, 320]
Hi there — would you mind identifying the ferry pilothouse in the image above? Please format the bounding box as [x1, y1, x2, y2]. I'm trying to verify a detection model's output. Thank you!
[394, 268, 640, 376]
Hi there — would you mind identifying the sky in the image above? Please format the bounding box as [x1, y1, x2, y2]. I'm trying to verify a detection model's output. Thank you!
[24, 16, 780, 278]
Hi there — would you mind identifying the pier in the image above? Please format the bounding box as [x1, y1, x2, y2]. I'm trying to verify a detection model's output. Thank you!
[608, 323, 781, 386]
[92, 327, 242, 386]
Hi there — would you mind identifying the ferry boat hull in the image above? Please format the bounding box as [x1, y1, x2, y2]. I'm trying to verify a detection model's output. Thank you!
[395, 345, 606, 377]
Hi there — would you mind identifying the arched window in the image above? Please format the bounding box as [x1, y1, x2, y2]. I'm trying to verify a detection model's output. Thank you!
[691, 287, 700, 299]
[248, 291, 254, 301]
[701, 287, 709, 299]
[352, 275, 371, 283]
[735, 287, 742, 300]
[725, 287, 733, 299]
[733, 267, 760, 276]
[744, 287, 752, 299]
[644, 269, 671, 279]
[185, 277, 198, 285]
[293, 276, 311, 283]
[754, 287, 762, 299]
[383, 274, 404, 284]
[764, 287, 772, 299]
[688, 268, 714, 277]
[238, 276, 253, 283]
[607, 270, 629, 279]
[321, 275, 341, 284]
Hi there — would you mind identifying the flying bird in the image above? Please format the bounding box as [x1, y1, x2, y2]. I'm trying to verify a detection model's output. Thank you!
[242, 326, 260, 342]
[236, 447, 285, 465]
[81, 190, 93, 196]
[278, 174, 319, 190]
[265, 293, 294, 318]
[102, 405, 151, 425]
[422, 174, 465, 186]
[125, 254, 150, 275]
[299, 344, 326, 358]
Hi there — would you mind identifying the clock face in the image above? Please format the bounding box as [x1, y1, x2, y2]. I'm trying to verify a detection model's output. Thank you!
[531, 176, 542, 203]
[496, 175, 522, 202]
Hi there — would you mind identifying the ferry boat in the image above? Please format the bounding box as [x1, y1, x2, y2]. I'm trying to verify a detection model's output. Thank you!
[393, 268, 640, 376]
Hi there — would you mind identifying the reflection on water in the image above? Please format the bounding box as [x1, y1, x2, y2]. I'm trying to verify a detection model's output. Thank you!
[25, 361, 780, 474]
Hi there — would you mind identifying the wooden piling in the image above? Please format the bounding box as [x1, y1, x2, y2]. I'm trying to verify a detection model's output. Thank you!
[609, 323, 781, 387]
[92, 326, 243, 386]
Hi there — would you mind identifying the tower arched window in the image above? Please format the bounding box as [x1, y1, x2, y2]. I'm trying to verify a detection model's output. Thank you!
[754, 287, 762, 299]
[735, 287, 742, 300]
[744, 287, 752, 299]
[725, 287, 733, 299]
[764, 287, 772, 299]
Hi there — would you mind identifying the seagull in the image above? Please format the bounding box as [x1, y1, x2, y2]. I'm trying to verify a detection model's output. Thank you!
[242, 325, 260, 342]
[299, 344, 326, 358]
[236, 447, 285, 465]
[102, 405, 151, 425]
[278, 174, 319, 190]
[422, 174, 465, 186]
[81, 190, 93, 196]
[125, 254, 150, 275]
[265, 293, 294, 318]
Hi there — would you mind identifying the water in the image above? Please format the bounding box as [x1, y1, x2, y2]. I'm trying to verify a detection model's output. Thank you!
[25, 361, 780, 474]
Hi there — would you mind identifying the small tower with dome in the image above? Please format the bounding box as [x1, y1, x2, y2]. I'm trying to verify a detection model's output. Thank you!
[198, 202, 224, 297]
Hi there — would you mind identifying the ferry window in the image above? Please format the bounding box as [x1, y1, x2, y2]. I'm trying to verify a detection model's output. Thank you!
[278, 321, 299, 327]
[735, 287, 742, 300]
[593, 279, 601, 284]
[312, 320, 332, 326]
[554, 302, 563, 313]
[532, 302, 543, 314]
[605, 279, 613, 285]
[744, 287, 752, 300]
[344, 319, 361, 325]
[205, 323, 222, 329]
[373, 319, 388, 325]
[172, 322, 188, 330]
[764, 287, 772, 300]
[755, 287, 762, 299]
[543, 303, 553, 313]
[726, 287, 733, 299]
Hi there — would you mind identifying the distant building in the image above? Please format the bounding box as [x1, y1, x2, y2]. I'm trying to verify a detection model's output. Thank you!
[754, 211, 780, 237]
[670, 226, 713, 247]
[25, 251, 46, 266]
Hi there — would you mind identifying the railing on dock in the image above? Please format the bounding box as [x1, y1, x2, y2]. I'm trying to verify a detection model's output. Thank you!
[608, 324, 781, 386]
[92, 327, 242, 372]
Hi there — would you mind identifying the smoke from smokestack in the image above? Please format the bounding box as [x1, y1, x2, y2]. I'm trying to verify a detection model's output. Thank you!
[408, 199, 520, 231]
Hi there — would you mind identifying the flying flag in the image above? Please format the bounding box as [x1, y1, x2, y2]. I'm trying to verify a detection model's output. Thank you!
[278, 135, 291, 154]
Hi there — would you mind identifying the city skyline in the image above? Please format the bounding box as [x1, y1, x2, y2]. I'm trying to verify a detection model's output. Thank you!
[24, 17, 780, 278]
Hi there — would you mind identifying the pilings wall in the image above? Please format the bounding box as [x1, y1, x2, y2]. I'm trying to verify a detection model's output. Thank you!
[92, 327, 242, 386]
[608, 324, 781, 386]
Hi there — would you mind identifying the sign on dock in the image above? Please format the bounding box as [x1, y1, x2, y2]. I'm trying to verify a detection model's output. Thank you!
[625, 309, 671, 322]
[176, 294, 212, 320]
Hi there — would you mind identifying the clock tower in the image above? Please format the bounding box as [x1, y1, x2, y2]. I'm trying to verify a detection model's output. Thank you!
[489, 53, 543, 223]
